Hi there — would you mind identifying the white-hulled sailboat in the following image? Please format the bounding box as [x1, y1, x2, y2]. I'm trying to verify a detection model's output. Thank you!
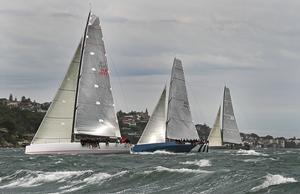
[207, 86, 249, 149]
[131, 58, 207, 153]
[25, 12, 130, 154]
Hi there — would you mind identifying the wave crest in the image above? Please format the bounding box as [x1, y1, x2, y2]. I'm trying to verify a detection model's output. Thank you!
[251, 174, 297, 191]
[236, 149, 268, 156]
[180, 159, 211, 167]
[83, 170, 128, 185]
[144, 166, 213, 174]
[0, 169, 127, 192]
[57, 170, 128, 193]
[0, 170, 92, 188]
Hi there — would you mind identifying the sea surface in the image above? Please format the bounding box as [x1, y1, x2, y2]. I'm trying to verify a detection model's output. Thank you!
[0, 148, 299, 194]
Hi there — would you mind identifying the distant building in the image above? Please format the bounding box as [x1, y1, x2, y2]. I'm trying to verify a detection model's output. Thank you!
[255, 135, 286, 148]
[294, 139, 300, 145]
[286, 137, 300, 148]
[123, 115, 137, 126]
[119, 109, 149, 126]
[275, 138, 285, 148]
[0, 94, 50, 112]
[7, 101, 19, 108]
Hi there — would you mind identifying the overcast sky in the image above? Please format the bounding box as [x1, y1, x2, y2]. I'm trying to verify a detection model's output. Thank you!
[0, 0, 299, 137]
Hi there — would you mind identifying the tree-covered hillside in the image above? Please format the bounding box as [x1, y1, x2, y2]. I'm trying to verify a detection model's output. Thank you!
[0, 105, 44, 147]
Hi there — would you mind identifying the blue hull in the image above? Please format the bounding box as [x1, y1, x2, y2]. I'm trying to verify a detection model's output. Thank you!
[131, 142, 197, 153]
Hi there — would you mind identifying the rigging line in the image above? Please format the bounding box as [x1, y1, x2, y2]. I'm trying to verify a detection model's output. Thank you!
[107, 53, 129, 112]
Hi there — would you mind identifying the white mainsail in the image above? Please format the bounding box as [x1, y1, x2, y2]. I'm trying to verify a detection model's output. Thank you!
[31, 43, 81, 144]
[207, 106, 222, 146]
[222, 86, 242, 144]
[166, 58, 199, 140]
[74, 14, 121, 138]
[137, 87, 166, 144]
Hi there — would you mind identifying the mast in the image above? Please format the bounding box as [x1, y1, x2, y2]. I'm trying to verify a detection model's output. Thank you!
[221, 85, 225, 144]
[166, 73, 172, 141]
[165, 58, 175, 140]
[71, 11, 91, 142]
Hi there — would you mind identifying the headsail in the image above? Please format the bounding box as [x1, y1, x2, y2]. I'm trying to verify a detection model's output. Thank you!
[207, 106, 222, 146]
[74, 14, 120, 137]
[31, 42, 81, 144]
[166, 58, 199, 140]
[138, 87, 167, 144]
[222, 86, 242, 144]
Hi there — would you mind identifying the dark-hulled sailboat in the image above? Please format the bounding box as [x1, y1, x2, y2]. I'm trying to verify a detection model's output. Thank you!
[131, 58, 207, 153]
[25, 12, 130, 154]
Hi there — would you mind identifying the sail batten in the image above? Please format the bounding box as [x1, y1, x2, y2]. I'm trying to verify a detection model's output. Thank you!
[138, 88, 167, 144]
[222, 86, 242, 144]
[166, 58, 199, 140]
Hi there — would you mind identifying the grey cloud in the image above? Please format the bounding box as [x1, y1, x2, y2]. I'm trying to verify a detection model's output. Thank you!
[0, 9, 34, 17]
[0, 0, 299, 137]
[50, 11, 81, 19]
[103, 15, 130, 23]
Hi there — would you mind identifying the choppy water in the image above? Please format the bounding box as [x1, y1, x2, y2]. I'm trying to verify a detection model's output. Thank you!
[0, 148, 299, 194]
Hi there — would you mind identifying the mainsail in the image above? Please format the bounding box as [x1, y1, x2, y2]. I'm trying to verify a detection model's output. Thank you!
[137, 87, 166, 144]
[31, 43, 81, 144]
[207, 106, 222, 146]
[74, 14, 120, 137]
[166, 58, 199, 140]
[222, 86, 242, 144]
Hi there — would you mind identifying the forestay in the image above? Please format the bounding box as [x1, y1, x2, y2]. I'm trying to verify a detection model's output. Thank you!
[166, 58, 199, 140]
[74, 14, 120, 138]
[31, 43, 81, 144]
[138, 88, 167, 144]
[222, 87, 242, 144]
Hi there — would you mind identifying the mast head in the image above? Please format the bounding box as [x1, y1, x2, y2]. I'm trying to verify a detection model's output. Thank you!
[89, 2, 92, 13]
[173, 57, 182, 65]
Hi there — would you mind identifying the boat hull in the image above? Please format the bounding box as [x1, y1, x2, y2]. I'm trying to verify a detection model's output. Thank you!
[131, 142, 208, 153]
[25, 142, 131, 155]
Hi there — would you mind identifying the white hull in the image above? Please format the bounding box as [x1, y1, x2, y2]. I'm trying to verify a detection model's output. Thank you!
[25, 142, 131, 155]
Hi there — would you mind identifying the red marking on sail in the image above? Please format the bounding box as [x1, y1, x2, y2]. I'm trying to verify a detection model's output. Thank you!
[99, 67, 108, 76]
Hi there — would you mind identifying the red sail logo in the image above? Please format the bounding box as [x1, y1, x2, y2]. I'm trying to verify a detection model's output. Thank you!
[99, 67, 108, 76]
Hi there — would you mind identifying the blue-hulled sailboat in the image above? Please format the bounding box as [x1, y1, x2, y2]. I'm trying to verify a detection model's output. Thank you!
[131, 58, 207, 153]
